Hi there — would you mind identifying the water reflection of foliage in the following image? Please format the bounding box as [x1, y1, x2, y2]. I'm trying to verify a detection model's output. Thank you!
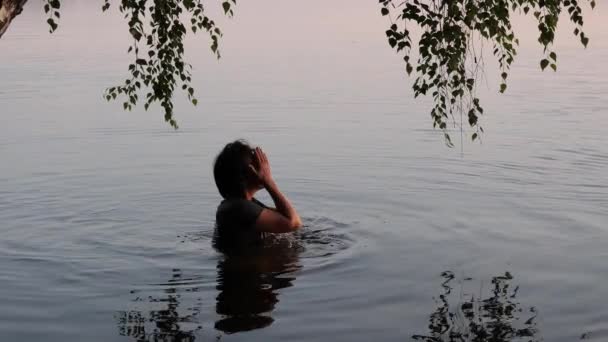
[115, 268, 203, 342]
[413, 271, 539, 342]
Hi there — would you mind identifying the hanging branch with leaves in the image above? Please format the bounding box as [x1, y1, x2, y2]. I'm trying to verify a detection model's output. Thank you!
[1, 0, 594, 140]
[380, 0, 595, 145]
[43, 0, 236, 128]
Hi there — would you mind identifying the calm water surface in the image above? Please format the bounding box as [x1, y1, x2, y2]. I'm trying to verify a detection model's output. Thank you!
[1, 1, 607, 341]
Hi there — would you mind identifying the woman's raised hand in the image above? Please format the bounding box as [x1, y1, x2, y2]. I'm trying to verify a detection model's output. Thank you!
[249, 146, 302, 232]
[250, 147, 274, 186]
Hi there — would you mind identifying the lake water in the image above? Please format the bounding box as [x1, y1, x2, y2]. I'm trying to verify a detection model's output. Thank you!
[1, 1, 607, 341]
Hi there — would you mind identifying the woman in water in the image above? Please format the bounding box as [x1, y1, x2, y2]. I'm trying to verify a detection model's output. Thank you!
[213, 140, 302, 244]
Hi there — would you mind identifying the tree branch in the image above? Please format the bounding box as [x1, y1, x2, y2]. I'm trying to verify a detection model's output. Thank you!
[0, 0, 28, 39]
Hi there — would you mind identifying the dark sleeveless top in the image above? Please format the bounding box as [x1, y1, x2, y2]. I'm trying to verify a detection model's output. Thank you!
[216, 198, 266, 229]
[214, 198, 267, 253]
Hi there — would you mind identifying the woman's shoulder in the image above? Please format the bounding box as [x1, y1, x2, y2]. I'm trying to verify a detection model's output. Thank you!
[217, 198, 262, 212]
[216, 198, 265, 227]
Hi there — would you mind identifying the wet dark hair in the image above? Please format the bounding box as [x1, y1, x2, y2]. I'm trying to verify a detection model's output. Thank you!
[213, 140, 255, 199]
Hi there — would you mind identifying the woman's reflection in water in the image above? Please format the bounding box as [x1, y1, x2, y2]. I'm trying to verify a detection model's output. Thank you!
[213, 226, 303, 334]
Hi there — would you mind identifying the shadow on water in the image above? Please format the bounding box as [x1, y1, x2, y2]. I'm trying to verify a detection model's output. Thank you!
[413, 271, 540, 342]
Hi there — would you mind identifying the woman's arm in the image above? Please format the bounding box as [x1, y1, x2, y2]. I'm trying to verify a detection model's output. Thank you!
[250, 148, 302, 233]
[263, 178, 302, 228]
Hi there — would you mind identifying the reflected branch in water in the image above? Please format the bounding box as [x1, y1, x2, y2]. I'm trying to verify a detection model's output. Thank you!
[413, 271, 540, 342]
[115, 268, 203, 342]
[213, 228, 302, 334]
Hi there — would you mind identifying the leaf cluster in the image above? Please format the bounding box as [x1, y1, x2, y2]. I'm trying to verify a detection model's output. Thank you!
[40, 0, 594, 138]
[380, 0, 594, 145]
[43, 0, 61, 32]
[45, 0, 235, 128]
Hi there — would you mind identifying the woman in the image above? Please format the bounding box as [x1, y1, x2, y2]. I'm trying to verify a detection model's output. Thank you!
[213, 140, 302, 242]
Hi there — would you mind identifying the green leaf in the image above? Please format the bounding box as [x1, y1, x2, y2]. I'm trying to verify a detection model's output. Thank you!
[581, 34, 589, 48]
[49, 0, 60, 9]
[472, 133, 478, 141]
[500, 83, 507, 93]
[540, 59, 549, 71]
[47, 18, 58, 32]
[222, 2, 230, 14]
[381, 7, 389, 16]
[549, 52, 557, 61]
[129, 28, 142, 41]
[406, 63, 413, 75]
